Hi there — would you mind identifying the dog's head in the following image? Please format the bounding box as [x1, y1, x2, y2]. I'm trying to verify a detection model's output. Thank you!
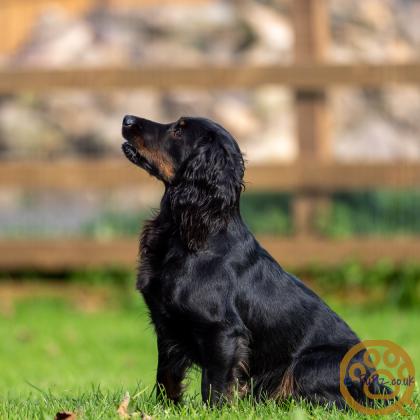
[122, 115, 245, 250]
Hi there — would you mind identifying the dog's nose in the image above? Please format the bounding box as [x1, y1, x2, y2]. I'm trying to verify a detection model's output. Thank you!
[123, 115, 137, 127]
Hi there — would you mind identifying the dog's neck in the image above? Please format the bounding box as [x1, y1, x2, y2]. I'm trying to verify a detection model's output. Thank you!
[156, 187, 243, 251]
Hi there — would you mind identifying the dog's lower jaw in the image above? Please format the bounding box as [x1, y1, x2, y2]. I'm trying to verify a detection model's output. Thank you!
[122, 141, 165, 181]
[122, 142, 142, 166]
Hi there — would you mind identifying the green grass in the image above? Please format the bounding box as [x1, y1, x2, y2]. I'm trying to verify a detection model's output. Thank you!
[1, 290, 419, 419]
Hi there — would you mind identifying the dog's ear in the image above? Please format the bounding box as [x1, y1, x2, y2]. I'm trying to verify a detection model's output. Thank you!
[169, 133, 244, 251]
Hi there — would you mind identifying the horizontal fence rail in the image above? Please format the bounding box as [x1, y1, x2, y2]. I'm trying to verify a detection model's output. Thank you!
[0, 237, 419, 270]
[1, 160, 420, 192]
[2, 63, 420, 92]
[0, 159, 419, 269]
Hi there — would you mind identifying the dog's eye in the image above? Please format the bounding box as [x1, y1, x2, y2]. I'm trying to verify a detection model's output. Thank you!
[173, 127, 183, 139]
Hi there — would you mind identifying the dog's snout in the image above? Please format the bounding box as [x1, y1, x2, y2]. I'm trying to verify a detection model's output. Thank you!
[123, 115, 137, 128]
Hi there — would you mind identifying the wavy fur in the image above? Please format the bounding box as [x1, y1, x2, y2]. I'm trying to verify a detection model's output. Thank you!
[121, 115, 391, 408]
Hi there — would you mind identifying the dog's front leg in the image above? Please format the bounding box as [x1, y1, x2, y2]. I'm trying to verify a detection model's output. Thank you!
[201, 366, 233, 406]
[200, 331, 245, 406]
[156, 337, 190, 404]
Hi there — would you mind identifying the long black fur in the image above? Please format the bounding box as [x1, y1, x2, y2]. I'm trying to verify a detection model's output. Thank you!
[121, 115, 390, 408]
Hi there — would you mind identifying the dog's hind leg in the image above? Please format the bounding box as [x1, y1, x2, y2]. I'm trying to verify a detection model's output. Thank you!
[276, 351, 347, 409]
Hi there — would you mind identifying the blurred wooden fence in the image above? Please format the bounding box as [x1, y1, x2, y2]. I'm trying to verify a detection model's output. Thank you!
[0, 0, 419, 270]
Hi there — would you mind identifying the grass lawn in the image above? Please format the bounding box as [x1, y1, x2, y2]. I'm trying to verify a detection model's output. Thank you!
[0, 285, 419, 419]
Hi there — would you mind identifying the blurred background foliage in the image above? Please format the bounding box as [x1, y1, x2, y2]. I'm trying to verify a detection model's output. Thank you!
[2, 190, 420, 238]
[83, 190, 420, 238]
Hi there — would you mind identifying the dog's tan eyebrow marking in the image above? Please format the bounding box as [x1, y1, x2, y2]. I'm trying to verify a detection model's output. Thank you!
[179, 119, 186, 127]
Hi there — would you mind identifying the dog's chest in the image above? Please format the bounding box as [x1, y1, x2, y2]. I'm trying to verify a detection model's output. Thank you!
[137, 218, 183, 291]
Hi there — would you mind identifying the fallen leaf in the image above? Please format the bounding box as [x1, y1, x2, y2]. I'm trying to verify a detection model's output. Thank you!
[117, 392, 131, 419]
[141, 414, 153, 420]
[55, 412, 77, 420]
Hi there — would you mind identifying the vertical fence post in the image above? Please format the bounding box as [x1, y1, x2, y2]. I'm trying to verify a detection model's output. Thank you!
[292, 0, 331, 236]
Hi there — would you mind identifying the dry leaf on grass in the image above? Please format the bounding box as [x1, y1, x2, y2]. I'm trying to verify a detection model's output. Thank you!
[117, 392, 153, 419]
[55, 412, 77, 420]
[117, 392, 131, 419]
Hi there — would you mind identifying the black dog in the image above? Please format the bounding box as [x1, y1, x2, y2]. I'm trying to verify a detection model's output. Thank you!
[121, 115, 387, 408]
